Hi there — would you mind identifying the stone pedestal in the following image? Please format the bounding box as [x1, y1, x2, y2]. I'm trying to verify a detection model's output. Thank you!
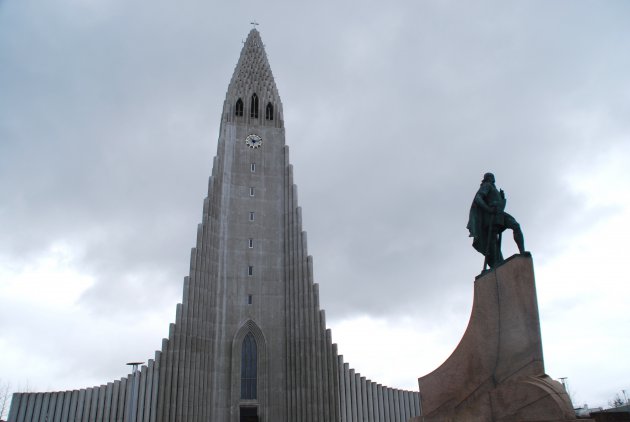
[415, 254, 585, 422]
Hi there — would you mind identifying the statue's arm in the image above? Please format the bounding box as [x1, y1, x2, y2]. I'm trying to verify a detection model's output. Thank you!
[474, 186, 492, 212]
[474, 192, 493, 212]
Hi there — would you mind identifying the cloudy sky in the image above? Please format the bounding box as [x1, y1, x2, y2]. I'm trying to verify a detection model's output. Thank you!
[1, 0, 629, 412]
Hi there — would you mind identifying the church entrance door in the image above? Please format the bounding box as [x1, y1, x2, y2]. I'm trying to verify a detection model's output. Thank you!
[240, 406, 258, 422]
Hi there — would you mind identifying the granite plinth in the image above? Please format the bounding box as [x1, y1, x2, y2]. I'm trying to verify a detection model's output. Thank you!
[416, 254, 582, 422]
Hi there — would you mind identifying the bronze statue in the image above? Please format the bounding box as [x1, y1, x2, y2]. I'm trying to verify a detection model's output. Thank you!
[467, 173, 527, 270]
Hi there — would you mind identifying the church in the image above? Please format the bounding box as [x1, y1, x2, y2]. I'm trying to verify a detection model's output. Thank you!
[8, 28, 421, 422]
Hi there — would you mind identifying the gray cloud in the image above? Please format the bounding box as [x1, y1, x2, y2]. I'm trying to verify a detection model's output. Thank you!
[1, 0, 629, 408]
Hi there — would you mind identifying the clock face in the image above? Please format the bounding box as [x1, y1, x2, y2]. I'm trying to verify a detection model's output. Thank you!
[245, 134, 262, 149]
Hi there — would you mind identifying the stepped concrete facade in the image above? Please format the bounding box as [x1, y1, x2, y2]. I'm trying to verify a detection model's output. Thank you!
[8, 29, 420, 422]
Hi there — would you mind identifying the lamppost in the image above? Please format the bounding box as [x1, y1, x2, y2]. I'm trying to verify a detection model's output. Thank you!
[126, 362, 144, 422]
[559, 377, 568, 391]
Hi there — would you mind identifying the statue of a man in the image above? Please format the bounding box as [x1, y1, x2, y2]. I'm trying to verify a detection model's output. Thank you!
[467, 172, 526, 269]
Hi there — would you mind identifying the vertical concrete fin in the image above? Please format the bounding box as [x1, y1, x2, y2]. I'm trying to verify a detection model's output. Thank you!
[286, 159, 298, 421]
[157, 336, 171, 422]
[74, 390, 85, 421]
[182, 278, 190, 308]
[141, 363, 151, 422]
[19, 393, 31, 422]
[40, 393, 51, 422]
[283, 145, 290, 167]
[15, 393, 27, 422]
[296, 202, 312, 421]
[392, 388, 399, 422]
[202, 197, 209, 219]
[150, 352, 160, 422]
[318, 310, 329, 421]
[377, 385, 385, 422]
[196, 222, 204, 250]
[169, 317, 182, 422]
[402, 390, 409, 421]
[331, 341, 342, 422]
[174, 303, 187, 420]
[118, 378, 127, 422]
[345, 368, 352, 422]
[301, 231, 308, 257]
[337, 356, 346, 422]
[95, 385, 106, 422]
[183, 264, 198, 421]
[6, 393, 21, 422]
[394, 389, 401, 422]
[67, 390, 78, 422]
[45, 393, 57, 422]
[85, 388, 95, 421]
[210, 157, 217, 179]
[312, 280, 319, 309]
[359, 376, 366, 421]
[287, 164, 293, 187]
[134, 365, 146, 422]
[366, 380, 374, 421]
[32, 393, 43, 422]
[292, 185, 299, 210]
[103, 383, 113, 422]
[348, 369, 356, 421]
[48, 391, 64, 422]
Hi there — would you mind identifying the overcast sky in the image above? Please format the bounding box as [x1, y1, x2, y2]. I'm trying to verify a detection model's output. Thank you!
[1, 0, 629, 412]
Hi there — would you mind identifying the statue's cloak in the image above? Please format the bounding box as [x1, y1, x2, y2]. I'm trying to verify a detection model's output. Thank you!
[467, 199, 488, 255]
[467, 181, 505, 255]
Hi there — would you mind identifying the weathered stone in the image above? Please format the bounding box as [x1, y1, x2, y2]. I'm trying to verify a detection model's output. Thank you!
[417, 254, 586, 422]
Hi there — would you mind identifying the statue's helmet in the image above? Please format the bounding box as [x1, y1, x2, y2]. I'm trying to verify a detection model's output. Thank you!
[483, 172, 495, 183]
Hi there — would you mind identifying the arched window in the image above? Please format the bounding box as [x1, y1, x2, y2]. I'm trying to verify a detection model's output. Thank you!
[235, 98, 244, 117]
[250, 94, 259, 119]
[241, 333, 257, 399]
[265, 102, 273, 121]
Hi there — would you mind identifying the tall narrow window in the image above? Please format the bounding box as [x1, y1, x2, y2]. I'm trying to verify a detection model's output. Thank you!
[248, 238, 254, 248]
[250, 163, 256, 172]
[250, 94, 259, 118]
[249, 212, 255, 221]
[241, 333, 257, 399]
[265, 102, 274, 120]
[249, 187, 255, 197]
[235, 98, 244, 117]
[247, 294, 253, 305]
[248, 266, 253, 276]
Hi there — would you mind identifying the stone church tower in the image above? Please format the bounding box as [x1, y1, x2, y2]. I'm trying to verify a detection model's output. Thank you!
[8, 29, 420, 422]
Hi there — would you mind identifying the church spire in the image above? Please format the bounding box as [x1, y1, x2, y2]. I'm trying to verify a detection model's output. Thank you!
[224, 29, 283, 127]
